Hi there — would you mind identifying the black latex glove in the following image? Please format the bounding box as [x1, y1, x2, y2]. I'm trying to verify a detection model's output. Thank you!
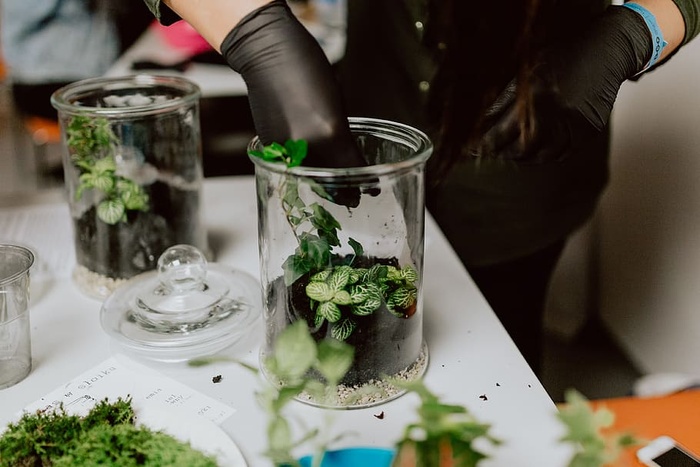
[220, 0, 365, 170]
[476, 6, 653, 163]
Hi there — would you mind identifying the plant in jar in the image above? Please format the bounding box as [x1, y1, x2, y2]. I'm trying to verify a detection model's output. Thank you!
[67, 115, 149, 225]
[251, 140, 423, 392]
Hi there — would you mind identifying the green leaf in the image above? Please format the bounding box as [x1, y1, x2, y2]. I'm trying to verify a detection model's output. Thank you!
[315, 339, 354, 385]
[309, 180, 333, 202]
[318, 301, 342, 323]
[350, 282, 382, 303]
[348, 237, 364, 259]
[284, 139, 308, 167]
[282, 180, 304, 211]
[363, 264, 388, 282]
[310, 270, 331, 282]
[318, 228, 340, 248]
[282, 254, 311, 286]
[331, 318, 356, 341]
[332, 290, 352, 306]
[309, 203, 341, 232]
[329, 266, 351, 291]
[352, 296, 382, 316]
[557, 388, 640, 467]
[250, 140, 308, 167]
[298, 233, 331, 272]
[97, 199, 126, 225]
[268, 417, 292, 453]
[93, 156, 117, 173]
[306, 281, 334, 302]
[314, 309, 326, 328]
[390, 286, 417, 309]
[401, 265, 419, 283]
[272, 321, 317, 379]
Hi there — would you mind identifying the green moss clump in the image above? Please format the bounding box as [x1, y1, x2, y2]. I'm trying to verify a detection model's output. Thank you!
[52, 424, 218, 467]
[0, 397, 218, 467]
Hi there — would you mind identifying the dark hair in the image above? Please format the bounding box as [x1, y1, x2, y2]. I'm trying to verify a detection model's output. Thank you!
[425, 0, 546, 178]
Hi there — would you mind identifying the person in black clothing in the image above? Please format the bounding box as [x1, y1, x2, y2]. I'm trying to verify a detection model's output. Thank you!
[141, 0, 700, 373]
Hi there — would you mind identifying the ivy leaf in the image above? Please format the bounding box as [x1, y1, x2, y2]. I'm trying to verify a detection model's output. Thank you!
[250, 139, 307, 167]
[309, 179, 333, 202]
[284, 139, 308, 167]
[309, 203, 341, 232]
[348, 237, 364, 258]
[298, 233, 331, 272]
[282, 254, 311, 286]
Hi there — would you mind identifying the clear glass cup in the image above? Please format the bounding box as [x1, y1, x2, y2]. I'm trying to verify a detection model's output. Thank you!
[250, 118, 433, 408]
[51, 75, 208, 299]
[0, 244, 35, 389]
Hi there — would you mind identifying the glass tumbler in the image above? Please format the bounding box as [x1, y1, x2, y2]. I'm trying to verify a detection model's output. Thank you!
[251, 117, 433, 408]
[51, 75, 208, 299]
[0, 244, 35, 389]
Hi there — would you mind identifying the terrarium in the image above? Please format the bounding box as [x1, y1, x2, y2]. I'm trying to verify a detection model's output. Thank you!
[51, 75, 208, 299]
[250, 118, 433, 408]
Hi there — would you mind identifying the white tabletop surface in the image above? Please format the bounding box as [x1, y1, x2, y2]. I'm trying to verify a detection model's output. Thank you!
[0, 176, 572, 466]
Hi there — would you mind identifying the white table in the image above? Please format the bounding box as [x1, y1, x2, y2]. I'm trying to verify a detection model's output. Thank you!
[0, 176, 572, 466]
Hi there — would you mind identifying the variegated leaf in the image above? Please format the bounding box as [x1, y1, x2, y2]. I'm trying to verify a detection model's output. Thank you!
[306, 281, 334, 302]
[318, 301, 342, 323]
[352, 296, 382, 316]
[331, 318, 356, 341]
[332, 289, 352, 305]
[329, 266, 351, 291]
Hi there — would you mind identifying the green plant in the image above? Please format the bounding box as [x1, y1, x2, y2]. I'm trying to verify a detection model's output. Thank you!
[391, 379, 501, 467]
[250, 140, 418, 341]
[557, 389, 640, 467]
[306, 263, 418, 340]
[191, 320, 355, 466]
[0, 397, 217, 466]
[66, 115, 149, 225]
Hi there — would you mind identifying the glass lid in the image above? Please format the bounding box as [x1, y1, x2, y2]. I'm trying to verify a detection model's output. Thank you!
[100, 244, 261, 362]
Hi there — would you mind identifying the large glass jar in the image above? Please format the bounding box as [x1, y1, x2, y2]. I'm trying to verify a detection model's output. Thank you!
[51, 75, 207, 299]
[251, 118, 433, 408]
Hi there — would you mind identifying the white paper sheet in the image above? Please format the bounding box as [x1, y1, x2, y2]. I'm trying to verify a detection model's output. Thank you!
[20, 356, 235, 425]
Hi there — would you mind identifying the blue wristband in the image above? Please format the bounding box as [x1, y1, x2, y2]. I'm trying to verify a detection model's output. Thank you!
[621, 2, 668, 70]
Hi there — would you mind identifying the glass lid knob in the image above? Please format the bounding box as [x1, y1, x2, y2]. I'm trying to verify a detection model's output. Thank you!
[157, 244, 208, 293]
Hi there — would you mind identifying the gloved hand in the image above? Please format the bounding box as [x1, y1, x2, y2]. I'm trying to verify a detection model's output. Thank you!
[476, 6, 653, 163]
[220, 0, 365, 170]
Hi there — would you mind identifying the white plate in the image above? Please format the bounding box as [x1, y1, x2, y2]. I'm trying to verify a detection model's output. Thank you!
[135, 405, 247, 466]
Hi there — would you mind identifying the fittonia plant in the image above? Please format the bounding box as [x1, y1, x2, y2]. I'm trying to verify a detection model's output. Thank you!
[250, 140, 419, 341]
[66, 115, 149, 225]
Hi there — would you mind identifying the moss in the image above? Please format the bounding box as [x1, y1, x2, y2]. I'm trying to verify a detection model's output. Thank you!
[0, 397, 217, 467]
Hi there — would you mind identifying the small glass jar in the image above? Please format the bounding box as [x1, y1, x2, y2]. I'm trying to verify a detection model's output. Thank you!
[251, 118, 433, 408]
[51, 75, 208, 299]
